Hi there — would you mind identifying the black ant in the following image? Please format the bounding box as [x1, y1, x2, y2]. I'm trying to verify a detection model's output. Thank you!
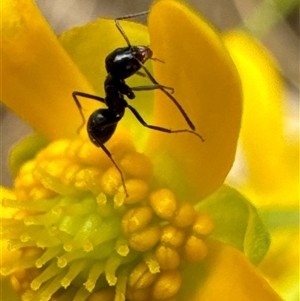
[72, 12, 204, 197]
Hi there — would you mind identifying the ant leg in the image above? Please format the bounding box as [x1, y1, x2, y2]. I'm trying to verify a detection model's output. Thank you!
[73, 91, 106, 103]
[72, 91, 106, 133]
[115, 11, 149, 47]
[90, 130, 129, 197]
[136, 71, 147, 77]
[138, 63, 196, 131]
[131, 84, 174, 94]
[127, 104, 204, 142]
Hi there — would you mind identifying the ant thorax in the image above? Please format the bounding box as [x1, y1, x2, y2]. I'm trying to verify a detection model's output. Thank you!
[104, 75, 135, 101]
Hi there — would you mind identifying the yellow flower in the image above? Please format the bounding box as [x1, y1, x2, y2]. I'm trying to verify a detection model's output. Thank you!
[1, 0, 283, 300]
[224, 32, 299, 300]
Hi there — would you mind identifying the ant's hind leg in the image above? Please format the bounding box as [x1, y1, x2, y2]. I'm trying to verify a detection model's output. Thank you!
[72, 91, 106, 134]
[92, 136, 129, 197]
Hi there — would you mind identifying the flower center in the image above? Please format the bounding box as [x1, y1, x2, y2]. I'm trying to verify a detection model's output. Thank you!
[1, 136, 214, 301]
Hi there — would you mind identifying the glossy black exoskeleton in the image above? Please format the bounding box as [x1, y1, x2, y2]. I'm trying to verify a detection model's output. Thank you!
[72, 12, 204, 196]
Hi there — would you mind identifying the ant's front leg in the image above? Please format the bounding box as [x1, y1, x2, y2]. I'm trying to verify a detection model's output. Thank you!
[131, 84, 174, 94]
[72, 91, 106, 133]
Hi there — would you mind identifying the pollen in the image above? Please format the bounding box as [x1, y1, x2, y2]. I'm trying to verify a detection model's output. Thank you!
[1, 137, 214, 301]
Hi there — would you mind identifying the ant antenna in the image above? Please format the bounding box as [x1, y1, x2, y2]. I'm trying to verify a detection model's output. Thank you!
[115, 11, 149, 47]
[151, 57, 165, 63]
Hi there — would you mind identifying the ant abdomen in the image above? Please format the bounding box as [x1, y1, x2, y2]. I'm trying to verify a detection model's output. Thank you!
[87, 109, 121, 146]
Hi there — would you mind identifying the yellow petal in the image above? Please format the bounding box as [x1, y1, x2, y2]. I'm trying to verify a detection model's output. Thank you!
[0, 0, 94, 140]
[223, 31, 299, 206]
[180, 240, 283, 301]
[147, 0, 242, 200]
[259, 228, 299, 300]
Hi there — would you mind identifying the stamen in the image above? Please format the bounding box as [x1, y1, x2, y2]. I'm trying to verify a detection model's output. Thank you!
[84, 261, 105, 292]
[122, 206, 153, 234]
[171, 202, 197, 228]
[152, 269, 182, 299]
[35, 246, 62, 268]
[128, 261, 157, 289]
[115, 268, 128, 301]
[57, 248, 86, 268]
[160, 225, 185, 248]
[128, 224, 161, 252]
[155, 245, 181, 270]
[105, 251, 135, 286]
[100, 167, 122, 195]
[184, 235, 208, 262]
[115, 236, 130, 256]
[149, 189, 178, 220]
[122, 179, 149, 204]
[193, 212, 215, 236]
[39, 273, 67, 301]
[61, 259, 87, 288]
[143, 252, 160, 274]
[30, 261, 61, 291]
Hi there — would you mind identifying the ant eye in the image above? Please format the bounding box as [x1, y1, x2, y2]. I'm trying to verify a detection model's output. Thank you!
[136, 45, 153, 63]
[72, 12, 204, 197]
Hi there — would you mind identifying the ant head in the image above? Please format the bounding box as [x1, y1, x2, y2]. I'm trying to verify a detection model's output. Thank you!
[135, 46, 153, 64]
[106, 46, 153, 79]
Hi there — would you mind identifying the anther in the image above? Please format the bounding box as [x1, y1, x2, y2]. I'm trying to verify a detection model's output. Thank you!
[149, 189, 178, 220]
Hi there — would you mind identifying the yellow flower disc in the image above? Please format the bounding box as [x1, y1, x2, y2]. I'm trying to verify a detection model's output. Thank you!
[1, 134, 214, 300]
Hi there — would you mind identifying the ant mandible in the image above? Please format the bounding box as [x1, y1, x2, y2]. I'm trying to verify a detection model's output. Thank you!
[72, 11, 204, 197]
